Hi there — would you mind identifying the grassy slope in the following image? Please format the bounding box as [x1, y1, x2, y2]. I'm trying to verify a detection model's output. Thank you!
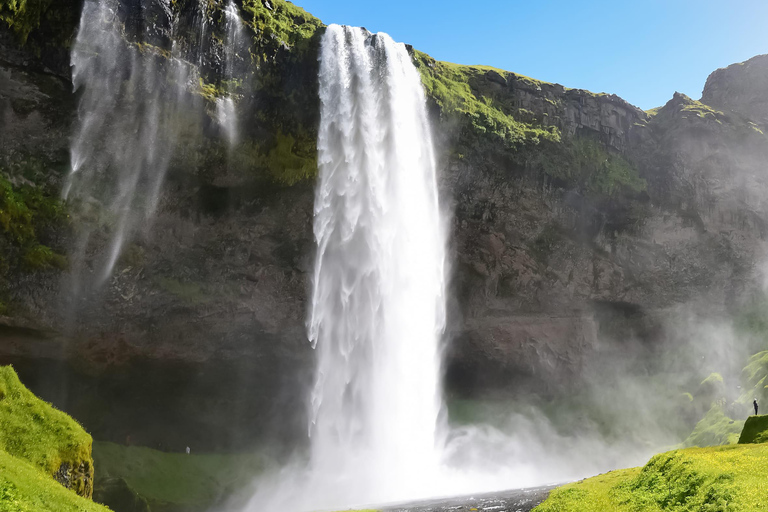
[0, 366, 92, 482]
[93, 441, 266, 511]
[535, 444, 768, 512]
[0, 365, 106, 510]
[738, 416, 768, 444]
[682, 405, 744, 448]
[0, 450, 109, 512]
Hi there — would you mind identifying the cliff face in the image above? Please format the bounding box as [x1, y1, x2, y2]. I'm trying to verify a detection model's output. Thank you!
[1, 2, 768, 449]
[701, 54, 768, 125]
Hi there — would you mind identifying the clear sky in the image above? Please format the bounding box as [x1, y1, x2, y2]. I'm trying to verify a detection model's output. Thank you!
[297, 0, 768, 110]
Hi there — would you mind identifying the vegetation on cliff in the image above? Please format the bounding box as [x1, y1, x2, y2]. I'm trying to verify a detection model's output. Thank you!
[0, 172, 67, 313]
[93, 441, 266, 512]
[0, 0, 81, 69]
[0, 366, 94, 498]
[412, 51, 560, 148]
[239, 0, 322, 61]
[737, 415, 768, 444]
[0, 0, 56, 43]
[0, 450, 109, 512]
[682, 405, 744, 448]
[535, 444, 768, 512]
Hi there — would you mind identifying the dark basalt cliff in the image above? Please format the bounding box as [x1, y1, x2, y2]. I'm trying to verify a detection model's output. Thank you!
[1, 0, 768, 450]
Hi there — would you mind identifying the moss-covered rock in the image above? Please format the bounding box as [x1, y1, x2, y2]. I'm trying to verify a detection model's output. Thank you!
[0, 449, 110, 512]
[738, 415, 768, 444]
[535, 444, 768, 512]
[683, 404, 744, 447]
[0, 365, 94, 498]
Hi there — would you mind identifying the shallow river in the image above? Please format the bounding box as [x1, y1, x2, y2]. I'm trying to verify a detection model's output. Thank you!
[383, 486, 555, 512]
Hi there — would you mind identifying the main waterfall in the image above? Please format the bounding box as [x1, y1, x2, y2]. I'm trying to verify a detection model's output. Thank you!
[310, 22, 447, 498]
[246, 23, 448, 511]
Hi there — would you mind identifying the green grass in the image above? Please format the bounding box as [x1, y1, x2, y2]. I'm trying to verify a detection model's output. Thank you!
[739, 351, 768, 406]
[535, 444, 768, 512]
[157, 277, 208, 305]
[93, 442, 267, 511]
[0, 173, 67, 272]
[737, 415, 768, 444]
[682, 405, 744, 447]
[412, 51, 560, 149]
[0, 366, 93, 496]
[0, 450, 110, 512]
[0, 0, 54, 43]
[240, 0, 323, 62]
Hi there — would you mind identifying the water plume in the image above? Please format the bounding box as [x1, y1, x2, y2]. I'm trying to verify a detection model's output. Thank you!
[245, 23, 449, 511]
[66, 0, 201, 287]
[65, 0, 247, 292]
[216, 0, 246, 147]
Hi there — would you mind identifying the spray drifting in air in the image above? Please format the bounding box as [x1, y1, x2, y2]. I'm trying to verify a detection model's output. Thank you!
[65, 0, 245, 290]
[308, 21, 448, 501]
[244, 24, 673, 512]
[245, 23, 447, 511]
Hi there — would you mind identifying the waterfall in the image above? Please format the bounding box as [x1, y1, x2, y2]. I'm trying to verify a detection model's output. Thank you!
[309, 22, 447, 499]
[66, 0, 198, 284]
[216, 0, 246, 147]
[246, 23, 449, 511]
[65, 0, 246, 289]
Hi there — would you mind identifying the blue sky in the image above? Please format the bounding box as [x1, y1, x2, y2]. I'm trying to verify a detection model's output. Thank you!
[297, 0, 768, 110]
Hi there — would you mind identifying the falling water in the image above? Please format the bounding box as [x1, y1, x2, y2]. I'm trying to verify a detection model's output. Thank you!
[66, 0, 247, 289]
[216, 0, 246, 147]
[309, 22, 447, 499]
[246, 24, 448, 511]
[66, 0, 198, 284]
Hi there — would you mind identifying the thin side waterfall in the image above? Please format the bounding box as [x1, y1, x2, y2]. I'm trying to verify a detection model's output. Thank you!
[66, 0, 198, 286]
[216, 0, 246, 147]
[65, 0, 246, 292]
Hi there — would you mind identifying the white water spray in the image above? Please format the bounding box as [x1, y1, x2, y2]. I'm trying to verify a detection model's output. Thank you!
[216, 0, 246, 147]
[67, 0, 198, 283]
[245, 23, 448, 511]
[66, 0, 247, 287]
[309, 22, 447, 500]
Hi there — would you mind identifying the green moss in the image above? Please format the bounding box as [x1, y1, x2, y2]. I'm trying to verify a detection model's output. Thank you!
[0, 173, 68, 275]
[157, 278, 207, 305]
[527, 137, 646, 198]
[535, 444, 768, 511]
[260, 130, 317, 185]
[226, 129, 317, 186]
[738, 415, 768, 444]
[529, 223, 563, 265]
[0, 366, 94, 498]
[680, 100, 725, 123]
[738, 351, 768, 406]
[239, 0, 323, 62]
[646, 106, 662, 116]
[93, 441, 266, 511]
[683, 404, 744, 447]
[0, 450, 109, 512]
[696, 372, 725, 402]
[412, 51, 559, 149]
[0, 0, 79, 52]
[0, 0, 54, 43]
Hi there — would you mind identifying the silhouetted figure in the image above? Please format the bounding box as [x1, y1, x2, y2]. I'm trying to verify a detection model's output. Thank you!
[754, 399, 759, 416]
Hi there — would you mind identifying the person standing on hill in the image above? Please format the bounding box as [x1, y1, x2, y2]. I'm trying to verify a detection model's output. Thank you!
[754, 398, 759, 416]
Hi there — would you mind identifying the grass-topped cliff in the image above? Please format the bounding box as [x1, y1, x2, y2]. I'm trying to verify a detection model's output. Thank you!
[535, 444, 768, 512]
[0, 365, 108, 510]
[0, 450, 109, 512]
